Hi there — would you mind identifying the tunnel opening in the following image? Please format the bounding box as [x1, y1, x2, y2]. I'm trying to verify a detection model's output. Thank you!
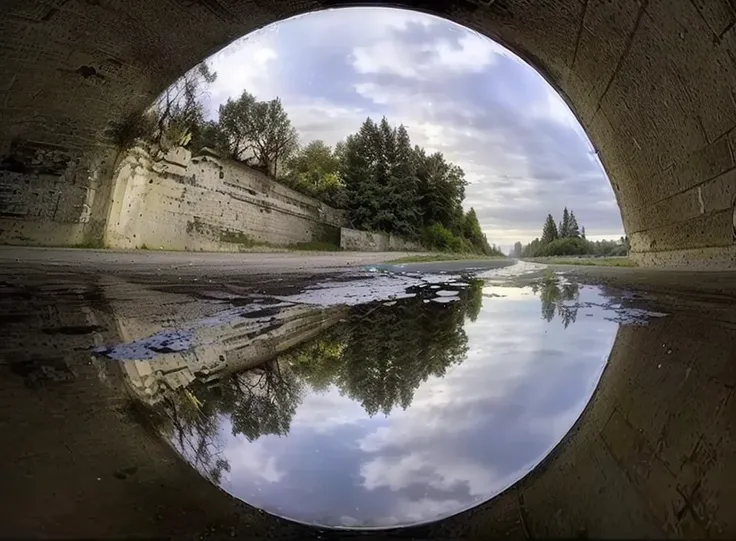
[1, 1, 736, 540]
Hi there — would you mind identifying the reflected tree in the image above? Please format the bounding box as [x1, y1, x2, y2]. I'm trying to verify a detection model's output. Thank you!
[463, 280, 484, 323]
[289, 280, 483, 416]
[139, 387, 231, 484]
[214, 362, 304, 442]
[143, 279, 483, 450]
[536, 274, 580, 327]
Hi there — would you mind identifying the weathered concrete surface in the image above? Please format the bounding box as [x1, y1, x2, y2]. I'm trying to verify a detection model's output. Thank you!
[103, 147, 346, 251]
[0, 259, 735, 538]
[2, 1, 736, 267]
[340, 227, 424, 252]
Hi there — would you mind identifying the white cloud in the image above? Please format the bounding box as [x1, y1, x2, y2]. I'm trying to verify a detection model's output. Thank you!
[291, 385, 368, 432]
[205, 34, 279, 117]
[360, 450, 499, 497]
[222, 434, 285, 486]
[351, 32, 498, 80]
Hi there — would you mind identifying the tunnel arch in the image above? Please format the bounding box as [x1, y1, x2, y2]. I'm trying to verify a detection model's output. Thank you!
[1, 0, 735, 268]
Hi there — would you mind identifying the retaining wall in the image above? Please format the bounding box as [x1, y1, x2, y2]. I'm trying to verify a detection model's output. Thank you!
[339, 227, 424, 252]
[104, 147, 346, 251]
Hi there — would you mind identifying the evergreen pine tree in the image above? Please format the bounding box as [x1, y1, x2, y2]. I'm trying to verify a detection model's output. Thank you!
[581, 226, 586, 239]
[541, 214, 559, 244]
[568, 211, 581, 238]
[342, 118, 381, 231]
[388, 124, 420, 238]
[559, 207, 570, 238]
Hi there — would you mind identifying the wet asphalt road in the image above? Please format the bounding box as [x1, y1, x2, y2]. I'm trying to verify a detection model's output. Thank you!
[1, 248, 736, 539]
[0, 246, 513, 277]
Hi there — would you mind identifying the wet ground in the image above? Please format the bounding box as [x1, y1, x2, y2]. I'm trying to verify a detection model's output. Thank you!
[1, 249, 736, 539]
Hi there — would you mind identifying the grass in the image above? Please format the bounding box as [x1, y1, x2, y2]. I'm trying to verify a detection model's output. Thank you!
[528, 256, 637, 267]
[384, 253, 507, 264]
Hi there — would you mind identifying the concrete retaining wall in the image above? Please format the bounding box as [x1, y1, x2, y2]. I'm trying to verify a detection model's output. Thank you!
[103, 147, 346, 251]
[0, 140, 116, 247]
[339, 227, 423, 252]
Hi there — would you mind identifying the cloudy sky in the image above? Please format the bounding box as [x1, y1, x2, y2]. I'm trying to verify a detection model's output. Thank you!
[202, 7, 624, 250]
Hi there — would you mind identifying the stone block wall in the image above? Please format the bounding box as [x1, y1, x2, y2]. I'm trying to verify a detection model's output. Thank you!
[104, 147, 346, 251]
[0, 140, 115, 246]
[339, 227, 423, 252]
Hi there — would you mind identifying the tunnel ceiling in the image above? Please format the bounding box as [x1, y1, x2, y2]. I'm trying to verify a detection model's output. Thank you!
[1, 0, 735, 267]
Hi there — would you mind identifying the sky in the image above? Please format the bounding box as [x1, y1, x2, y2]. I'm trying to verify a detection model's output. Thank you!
[200, 7, 624, 250]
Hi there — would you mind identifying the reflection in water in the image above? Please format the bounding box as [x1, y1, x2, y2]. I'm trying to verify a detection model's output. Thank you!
[128, 276, 659, 528]
[533, 272, 581, 327]
[291, 281, 481, 416]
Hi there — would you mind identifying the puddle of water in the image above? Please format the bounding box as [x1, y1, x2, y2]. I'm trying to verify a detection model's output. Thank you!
[122, 272, 667, 529]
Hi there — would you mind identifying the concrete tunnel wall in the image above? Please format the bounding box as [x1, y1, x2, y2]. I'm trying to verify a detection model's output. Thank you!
[1, 0, 736, 268]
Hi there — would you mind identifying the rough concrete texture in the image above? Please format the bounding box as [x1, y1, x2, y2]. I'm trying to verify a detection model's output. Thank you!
[102, 146, 345, 250]
[339, 227, 424, 252]
[2, 0, 736, 266]
[1, 258, 735, 538]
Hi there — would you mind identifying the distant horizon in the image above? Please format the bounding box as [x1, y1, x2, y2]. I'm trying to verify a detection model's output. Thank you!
[199, 6, 625, 247]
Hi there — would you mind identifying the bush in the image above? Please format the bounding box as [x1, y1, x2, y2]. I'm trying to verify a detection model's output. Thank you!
[422, 224, 471, 253]
[536, 237, 593, 257]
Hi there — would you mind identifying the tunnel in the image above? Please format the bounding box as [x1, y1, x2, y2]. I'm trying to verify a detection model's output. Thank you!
[1, 1, 736, 539]
[2, 0, 736, 267]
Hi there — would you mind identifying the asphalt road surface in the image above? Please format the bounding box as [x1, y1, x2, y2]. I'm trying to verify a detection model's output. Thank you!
[0, 246, 513, 277]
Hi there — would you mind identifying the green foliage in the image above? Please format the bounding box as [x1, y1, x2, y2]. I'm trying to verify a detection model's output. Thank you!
[531, 257, 637, 267]
[462, 208, 498, 255]
[559, 207, 570, 238]
[568, 211, 581, 238]
[533, 273, 581, 327]
[541, 214, 559, 245]
[290, 282, 482, 416]
[421, 223, 471, 253]
[341, 117, 422, 239]
[218, 92, 298, 176]
[385, 253, 504, 264]
[217, 90, 258, 161]
[536, 237, 592, 256]
[415, 146, 467, 234]
[283, 140, 346, 207]
[518, 208, 628, 258]
[337, 116, 493, 254]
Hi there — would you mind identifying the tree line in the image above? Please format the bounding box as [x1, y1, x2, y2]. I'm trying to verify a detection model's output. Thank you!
[122, 62, 501, 256]
[510, 207, 629, 257]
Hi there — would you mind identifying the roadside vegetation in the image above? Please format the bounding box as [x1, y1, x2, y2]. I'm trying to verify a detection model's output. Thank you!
[510, 207, 630, 259]
[119, 61, 503, 258]
[385, 253, 507, 264]
[529, 256, 637, 267]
